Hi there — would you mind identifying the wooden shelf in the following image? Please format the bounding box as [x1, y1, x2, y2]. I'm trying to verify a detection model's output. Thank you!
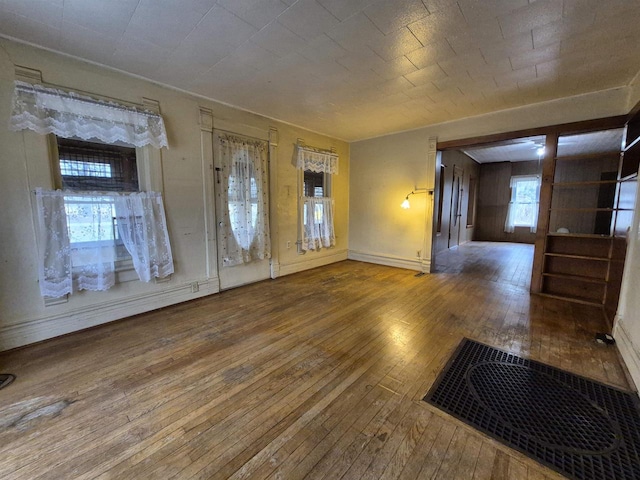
[536, 292, 604, 307]
[546, 232, 612, 239]
[542, 272, 607, 284]
[544, 252, 609, 261]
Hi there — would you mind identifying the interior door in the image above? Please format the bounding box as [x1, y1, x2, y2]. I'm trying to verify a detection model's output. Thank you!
[449, 165, 463, 248]
[213, 130, 271, 290]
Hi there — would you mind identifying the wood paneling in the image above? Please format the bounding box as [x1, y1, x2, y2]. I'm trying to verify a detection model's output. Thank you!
[435, 150, 479, 254]
[475, 160, 542, 244]
[0, 244, 628, 479]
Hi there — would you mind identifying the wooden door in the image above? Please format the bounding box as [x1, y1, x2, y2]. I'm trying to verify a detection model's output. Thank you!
[214, 130, 271, 290]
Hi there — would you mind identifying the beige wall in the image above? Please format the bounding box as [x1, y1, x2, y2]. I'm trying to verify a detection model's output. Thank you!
[0, 39, 349, 350]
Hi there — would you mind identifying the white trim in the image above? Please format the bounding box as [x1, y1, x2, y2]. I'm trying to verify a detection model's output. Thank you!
[613, 320, 640, 391]
[279, 249, 347, 276]
[348, 250, 430, 272]
[0, 278, 219, 351]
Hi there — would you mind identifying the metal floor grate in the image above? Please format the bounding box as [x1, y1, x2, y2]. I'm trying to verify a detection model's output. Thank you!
[424, 338, 640, 480]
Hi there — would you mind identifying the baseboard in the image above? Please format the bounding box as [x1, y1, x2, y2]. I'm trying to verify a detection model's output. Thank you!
[279, 249, 348, 277]
[613, 320, 640, 391]
[0, 278, 219, 351]
[348, 250, 430, 272]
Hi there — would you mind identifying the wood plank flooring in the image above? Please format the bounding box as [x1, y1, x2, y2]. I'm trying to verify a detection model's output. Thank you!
[0, 241, 631, 479]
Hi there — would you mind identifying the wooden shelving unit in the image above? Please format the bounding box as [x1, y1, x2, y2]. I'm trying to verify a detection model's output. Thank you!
[533, 127, 638, 324]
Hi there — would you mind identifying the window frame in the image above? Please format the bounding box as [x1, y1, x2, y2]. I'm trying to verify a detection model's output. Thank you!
[47, 134, 163, 280]
[298, 168, 332, 253]
[509, 174, 540, 229]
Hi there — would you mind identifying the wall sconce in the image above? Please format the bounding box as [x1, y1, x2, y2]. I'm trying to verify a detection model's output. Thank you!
[401, 188, 430, 209]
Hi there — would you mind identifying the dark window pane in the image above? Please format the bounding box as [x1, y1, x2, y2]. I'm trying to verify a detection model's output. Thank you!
[304, 170, 324, 197]
[57, 138, 138, 192]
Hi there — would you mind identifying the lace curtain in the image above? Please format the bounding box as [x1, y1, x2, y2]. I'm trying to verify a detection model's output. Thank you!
[218, 135, 270, 266]
[296, 145, 339, 174]
[302, 197, 335, 251]
[34, 189, 173, 297]
[113, 192, 174, 282]
[10, 81, 168, 148]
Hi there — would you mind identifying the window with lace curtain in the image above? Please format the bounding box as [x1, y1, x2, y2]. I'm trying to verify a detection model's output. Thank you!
[53, 137, 138, 268]
[297, 145, 337, 252]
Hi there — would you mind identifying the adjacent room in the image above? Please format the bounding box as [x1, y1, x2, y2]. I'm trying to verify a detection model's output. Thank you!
[2, 1, 640, 478]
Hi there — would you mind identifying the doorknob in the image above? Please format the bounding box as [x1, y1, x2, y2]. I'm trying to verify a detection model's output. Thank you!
[219, 222, 224, 227]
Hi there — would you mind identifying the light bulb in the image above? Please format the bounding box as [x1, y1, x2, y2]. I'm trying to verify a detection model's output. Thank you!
[401, 198, 410, 209]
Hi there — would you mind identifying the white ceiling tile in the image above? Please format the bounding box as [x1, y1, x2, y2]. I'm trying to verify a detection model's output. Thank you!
[494, 65, 537, 88]
[326, 12, 385, 53]
[367, 27, 422, 61]
[0, 11, 61, 47]
[445, 18, 503, 55]
[407, 8, 467, 46]
[405, 40, 456, 69]
[509, 42, 560, 70]
[363, 0, 429, 35]
[217, 0, 287, 29]
[317, 0, 374, 21]
[437, 51, 487, 77]
[498, 0, 562, 39]
[298, 34, 348, 63]
[480, 31, 533, 65]
[404, 63, 447, 86]
[124, 0, 205, 50]
[372, 55, 418, 80]
[2, 0, 62, 27]
[110, 34, 171, 77]
[195, 5, 258, 47]
[59, 22, 119, 65]
[249, 21, 307, 57]
[62, 0, 137, 36]
[277, 0, 340, 41]
[336, 49, 386, 72]
[457, 0, 528, 23]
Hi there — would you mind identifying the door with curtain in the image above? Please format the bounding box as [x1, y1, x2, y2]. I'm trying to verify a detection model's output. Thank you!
[449, 166, 463, 248]
[213, 131, 271, 290]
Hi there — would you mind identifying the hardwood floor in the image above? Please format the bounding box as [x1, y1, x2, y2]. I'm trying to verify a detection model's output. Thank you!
[0, 241, 631, 479]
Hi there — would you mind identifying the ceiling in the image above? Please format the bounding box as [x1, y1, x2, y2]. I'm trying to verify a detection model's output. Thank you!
[1, 0, 640, 141]
[462, 128, 625, 163]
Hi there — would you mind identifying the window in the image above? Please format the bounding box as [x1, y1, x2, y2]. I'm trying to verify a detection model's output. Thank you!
[505, 175, 540, 233]
[302, 170, 328, 226]
[54, 138, 139, 265]
[467, 176, 477, 227]
[304, 170, 326, 197]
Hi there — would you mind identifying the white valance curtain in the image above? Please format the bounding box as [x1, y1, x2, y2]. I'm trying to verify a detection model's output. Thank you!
[302, 197, 335, 251]
[296, 145, 339, 174]
[10, 81, 168, 148]
[218, 135, 270, 266]
[34, 189, 174, 297]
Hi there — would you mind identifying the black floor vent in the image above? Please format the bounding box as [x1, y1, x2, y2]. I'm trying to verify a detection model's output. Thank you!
[424, 338, 640, 480]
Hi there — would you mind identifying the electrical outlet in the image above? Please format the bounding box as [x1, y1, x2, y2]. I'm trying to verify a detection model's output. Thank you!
[286, 241, 291, 249]
[416, 250, 421, 259]
[191, 282, 199, 293]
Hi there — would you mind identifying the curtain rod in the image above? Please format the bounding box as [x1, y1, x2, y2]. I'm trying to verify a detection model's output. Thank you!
[297, 141, 338, 156]
[15, 81, 157, 115]
[214, 128, 268, 144]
